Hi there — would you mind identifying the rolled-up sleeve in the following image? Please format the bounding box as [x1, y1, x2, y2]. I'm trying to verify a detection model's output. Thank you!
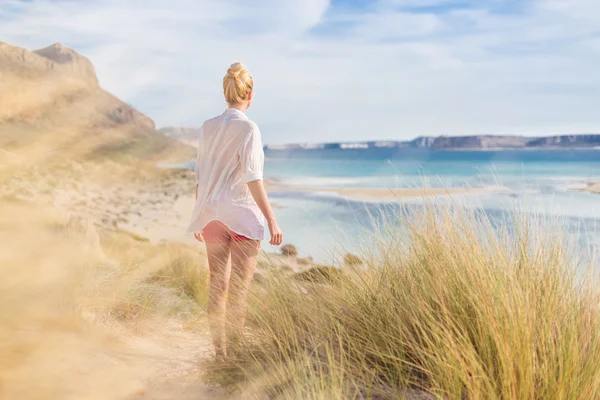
[240, 124, 264, 183]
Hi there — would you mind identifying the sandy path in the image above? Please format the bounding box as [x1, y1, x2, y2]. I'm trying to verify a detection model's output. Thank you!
[136, 379, 228, 400]
[2, 317, 230, 399]
[127, 334, 229, 400]
[113, 319, 230, 400]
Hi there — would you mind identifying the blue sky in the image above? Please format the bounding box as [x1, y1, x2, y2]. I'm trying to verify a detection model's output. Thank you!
[1, 0, 600, 144]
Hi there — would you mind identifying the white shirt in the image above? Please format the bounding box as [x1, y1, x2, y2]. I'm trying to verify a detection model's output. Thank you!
[187, 108, 265, 240]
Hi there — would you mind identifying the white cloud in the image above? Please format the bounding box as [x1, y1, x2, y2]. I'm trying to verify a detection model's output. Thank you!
[535, 0, 600, 19]
[351, 12, 442, 40]
[1, 0, 599, 144]
[381, 0, 476, 9]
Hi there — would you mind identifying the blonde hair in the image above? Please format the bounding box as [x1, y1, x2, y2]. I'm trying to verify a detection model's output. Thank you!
[223, 62, 253, 105]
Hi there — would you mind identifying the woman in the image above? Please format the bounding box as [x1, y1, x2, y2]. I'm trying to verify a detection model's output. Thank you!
[188, 62, 283, 357]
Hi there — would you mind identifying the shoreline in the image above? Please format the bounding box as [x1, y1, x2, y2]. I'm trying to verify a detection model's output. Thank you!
[117, 178, 495, 245]
[5, 161, 597, 274]
[266, 182, 494, 202]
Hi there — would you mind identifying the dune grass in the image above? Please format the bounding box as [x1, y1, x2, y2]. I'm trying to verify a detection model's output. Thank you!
[208, 203, 600, 400]
[0, 198, 210, 398]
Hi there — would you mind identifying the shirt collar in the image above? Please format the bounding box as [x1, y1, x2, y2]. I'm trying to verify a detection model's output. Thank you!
[224, 107, 248, 120]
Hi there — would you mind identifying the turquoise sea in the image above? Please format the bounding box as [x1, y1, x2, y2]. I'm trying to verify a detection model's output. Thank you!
[261, 149, 600, 263]
[187, 149, 600, 264]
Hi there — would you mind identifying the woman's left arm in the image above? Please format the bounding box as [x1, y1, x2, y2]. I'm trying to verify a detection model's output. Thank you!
[240, 123, 282, 245]
[193, 125, 205, 242]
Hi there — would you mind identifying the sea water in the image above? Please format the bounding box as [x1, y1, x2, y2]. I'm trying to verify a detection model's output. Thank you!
[181, 149, 599, 264]
[262, 149, 600, 264]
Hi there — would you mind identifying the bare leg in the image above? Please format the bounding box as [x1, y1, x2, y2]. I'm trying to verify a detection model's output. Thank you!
[206, 241, 232, 357]
[227, 239, 260, 351]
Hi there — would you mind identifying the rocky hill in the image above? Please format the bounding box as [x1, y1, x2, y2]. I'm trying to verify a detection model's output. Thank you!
[0, 41, 191, 162]
[34, 43, 99, 83]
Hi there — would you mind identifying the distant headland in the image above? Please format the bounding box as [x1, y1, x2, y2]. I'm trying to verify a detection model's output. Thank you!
[262, 134, 600, 152]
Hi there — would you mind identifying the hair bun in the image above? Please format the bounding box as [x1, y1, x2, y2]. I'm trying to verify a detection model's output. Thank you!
[227, 62, 245, 79]
[223, 62, 253, 105]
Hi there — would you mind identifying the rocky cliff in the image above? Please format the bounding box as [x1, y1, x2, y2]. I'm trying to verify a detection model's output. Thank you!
[33, 43, 99, 83]
[525, 134, 600, 148]
[429, 135, 530, 150]
[0, 41, 190, 161]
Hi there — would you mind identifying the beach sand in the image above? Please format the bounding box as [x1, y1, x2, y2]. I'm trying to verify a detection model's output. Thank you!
[579, 181, 600, 195]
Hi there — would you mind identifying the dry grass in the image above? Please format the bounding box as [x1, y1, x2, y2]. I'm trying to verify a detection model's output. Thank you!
[209, 203, 600, 400]
[0, 199, 209, 398]
[0, 47, 209, 399]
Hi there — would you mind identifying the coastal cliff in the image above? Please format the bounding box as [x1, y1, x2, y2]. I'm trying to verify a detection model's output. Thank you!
[261, 134, 600, 152]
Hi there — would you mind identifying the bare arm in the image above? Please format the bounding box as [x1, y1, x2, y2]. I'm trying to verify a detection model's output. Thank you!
[247, 180, 282, 245]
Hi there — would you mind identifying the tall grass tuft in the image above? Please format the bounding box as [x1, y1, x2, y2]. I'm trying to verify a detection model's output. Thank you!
[214, 203, 600, 399]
